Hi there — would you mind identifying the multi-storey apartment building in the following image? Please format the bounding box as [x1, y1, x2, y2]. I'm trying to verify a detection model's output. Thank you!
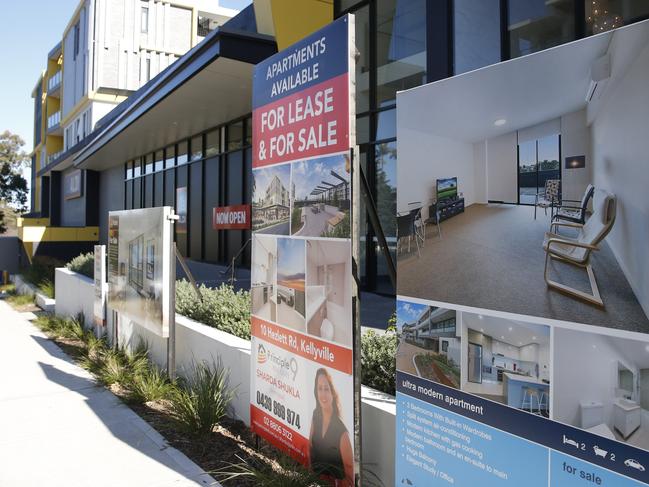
[25, 0, 236, 258]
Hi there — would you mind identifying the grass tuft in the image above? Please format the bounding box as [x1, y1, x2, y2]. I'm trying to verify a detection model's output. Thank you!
[169, 359, 236, 438]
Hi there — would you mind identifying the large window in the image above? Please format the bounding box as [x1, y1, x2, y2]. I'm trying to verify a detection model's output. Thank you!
[454, 0, 501, 74]
[376, 0, 427, 108]
[141, 6, 149, 33]
[508, 0, 575, 58]
[586, 0, 649, 34]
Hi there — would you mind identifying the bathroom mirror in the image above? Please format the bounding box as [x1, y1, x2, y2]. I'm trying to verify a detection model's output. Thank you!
[618, 362, 634, 396]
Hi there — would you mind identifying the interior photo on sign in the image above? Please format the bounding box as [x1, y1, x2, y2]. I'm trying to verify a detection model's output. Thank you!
[396, 19, 649, 333]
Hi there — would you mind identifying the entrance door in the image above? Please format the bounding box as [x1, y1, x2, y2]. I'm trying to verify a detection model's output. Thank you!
[518, 134, 561, 205]
[468, 342, 483, 383]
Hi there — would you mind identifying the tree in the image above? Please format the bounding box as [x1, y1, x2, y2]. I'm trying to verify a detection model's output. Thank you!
[0, 131, 30, 234]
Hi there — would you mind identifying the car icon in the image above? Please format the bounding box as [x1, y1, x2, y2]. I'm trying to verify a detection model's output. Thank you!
[593, 446, 608, 458]
[563, 435, 579, 449]
[624, 459, 645, 472]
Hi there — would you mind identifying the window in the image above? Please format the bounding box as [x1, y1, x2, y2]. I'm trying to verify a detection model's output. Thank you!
[145, 58, 151, 82]
[245, 117, 252, 146]
[454, 0, 501, 74]
[227, 121, 243, 151]
[75, 119, 81, 143]
[141, 6, 149, 33]
[145, 153, 154, 174]
[190, 135, 203, 161]
[586, 0, 649, 34]
[133, 159, 141, 178]
[376, 0, 427, 108]
[508, 0, 575, 58]
[82, 112, 87, 138]
[165, 145, 175, 168]
[177, 141, 188, 165]
[154, 150, 164, 171]
[73, 21, 80, 60]
[126, 161, 133, 179]
[205, 129, 220, 157]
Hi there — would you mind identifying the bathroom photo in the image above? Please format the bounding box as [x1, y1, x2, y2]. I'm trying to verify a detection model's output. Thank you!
[305, 239, 352, 347]
[459, 312, 551, 417]
[554, 327, 649, 451]
[251, 235, 277, 323]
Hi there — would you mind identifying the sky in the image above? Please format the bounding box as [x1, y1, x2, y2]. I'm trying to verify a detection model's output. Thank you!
[0, 0, 251, 153]
[277, 238, 305, 279]
[253, 163, 291, 203]
[293, 154, 350, 200]
[396, 300, 427, 331]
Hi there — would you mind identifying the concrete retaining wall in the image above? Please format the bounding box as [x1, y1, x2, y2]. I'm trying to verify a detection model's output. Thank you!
[54, 268, 95, 325]
[51, 269, 397, 484]
[13, 274, 56, 313]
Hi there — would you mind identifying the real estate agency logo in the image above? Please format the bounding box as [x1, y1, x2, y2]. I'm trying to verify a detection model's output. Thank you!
[257, 344, 268, 364]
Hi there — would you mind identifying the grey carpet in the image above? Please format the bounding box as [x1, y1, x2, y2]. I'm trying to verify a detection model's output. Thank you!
[398, 204, 649, 333]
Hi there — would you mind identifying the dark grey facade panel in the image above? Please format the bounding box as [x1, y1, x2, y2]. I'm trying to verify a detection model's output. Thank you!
[98, 165, 124, 244]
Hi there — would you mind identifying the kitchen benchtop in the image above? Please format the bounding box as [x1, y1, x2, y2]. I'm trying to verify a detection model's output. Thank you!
[503, 372, 549, 386]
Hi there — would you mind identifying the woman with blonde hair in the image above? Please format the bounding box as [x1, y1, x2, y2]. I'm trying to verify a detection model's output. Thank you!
[309, 368, 354, 486]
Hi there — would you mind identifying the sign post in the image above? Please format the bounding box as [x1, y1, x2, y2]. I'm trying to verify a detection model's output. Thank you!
[93, 245, 107, 334]
[249, 15, 359, 485]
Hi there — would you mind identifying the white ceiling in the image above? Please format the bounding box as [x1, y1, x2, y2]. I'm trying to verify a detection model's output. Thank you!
[463, 312, 550, 348]
[78, 57, 254, 171]
[610, 336, 649, 369]
[398, 28, 613, 143]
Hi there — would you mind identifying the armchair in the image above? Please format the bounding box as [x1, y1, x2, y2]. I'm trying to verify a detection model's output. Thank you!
[552, 184, 594, 227]
[542, 189, 616, 307]
[535, 179, 561, 220]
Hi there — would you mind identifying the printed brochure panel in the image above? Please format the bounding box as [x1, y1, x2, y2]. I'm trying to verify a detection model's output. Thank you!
[394, 18, 649, 487]
[93, 245, 106, 328]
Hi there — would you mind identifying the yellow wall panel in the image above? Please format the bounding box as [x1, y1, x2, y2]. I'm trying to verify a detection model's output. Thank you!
[270, 0, 333, 50]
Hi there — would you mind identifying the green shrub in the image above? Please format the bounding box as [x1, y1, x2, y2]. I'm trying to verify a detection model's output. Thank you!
[21, 255, 64, 290]
[97, 348, 133, 386]
[38, 279, 55, 298]
[176, 281, 251, 340]
[215, 455, 329, 487]
[66, 252, 94, 279]
[169, 359, 235, 438]
[129, 366, 175, 404]
[361, 326, 397, 396]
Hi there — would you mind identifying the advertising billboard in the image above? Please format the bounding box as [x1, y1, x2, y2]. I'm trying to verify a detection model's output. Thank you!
[93, 245, 106, 328]
[394, 20, 649, 486]
[250, 15, 356, 485]
[107, 207, 173, 337]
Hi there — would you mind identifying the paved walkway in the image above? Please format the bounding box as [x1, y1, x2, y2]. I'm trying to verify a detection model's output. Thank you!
[0, 300, 218, 487]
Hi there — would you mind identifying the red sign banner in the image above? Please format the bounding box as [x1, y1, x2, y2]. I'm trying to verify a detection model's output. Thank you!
[212, 204, 251, 230]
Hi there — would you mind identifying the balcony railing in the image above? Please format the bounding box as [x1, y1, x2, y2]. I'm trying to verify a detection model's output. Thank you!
[47, 150, 64, 165]
[48, 70, 62, 92]
[47, 111, 61, 129]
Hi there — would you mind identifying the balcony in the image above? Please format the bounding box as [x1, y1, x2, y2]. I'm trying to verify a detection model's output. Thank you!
[46, 111, 62, 135]
[47, 150, 64, 165]
[47, 70, 62, 96]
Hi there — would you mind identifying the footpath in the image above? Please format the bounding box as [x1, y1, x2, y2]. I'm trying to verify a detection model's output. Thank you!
[0, 300, 218, 487]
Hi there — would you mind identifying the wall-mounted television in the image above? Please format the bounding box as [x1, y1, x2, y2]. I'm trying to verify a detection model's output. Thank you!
[437, 177, 458, 201]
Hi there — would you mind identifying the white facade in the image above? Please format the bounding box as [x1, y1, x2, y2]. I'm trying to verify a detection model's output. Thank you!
[61, 0, 236, 150]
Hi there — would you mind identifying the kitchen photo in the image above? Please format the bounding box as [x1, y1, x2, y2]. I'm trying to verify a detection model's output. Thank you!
[396, 300, 461, 389]
[305, 239, 352, 348]
[275, 237, 306, 332]
[251, 235, 277, 323]
[554, 327, 649, 451]
[460, 311, 551, 417]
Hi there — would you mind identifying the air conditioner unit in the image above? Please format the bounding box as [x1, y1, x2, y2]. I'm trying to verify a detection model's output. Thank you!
[586, 54, 611, 102]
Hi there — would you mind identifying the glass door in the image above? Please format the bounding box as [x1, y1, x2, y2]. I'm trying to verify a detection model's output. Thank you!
[518, 134, 560, 205]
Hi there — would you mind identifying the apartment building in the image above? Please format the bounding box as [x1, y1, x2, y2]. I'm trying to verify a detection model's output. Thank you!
[25, 0, 236, 258]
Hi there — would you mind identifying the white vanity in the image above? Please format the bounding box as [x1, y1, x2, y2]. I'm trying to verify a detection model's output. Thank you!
[613, 399, 641, 439]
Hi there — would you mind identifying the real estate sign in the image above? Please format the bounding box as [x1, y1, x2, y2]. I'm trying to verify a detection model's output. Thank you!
[394, 20, 649, 487]
[107, 207, 173, 337]
[250, 15, 356, 483]
[93, 245, 107, 328]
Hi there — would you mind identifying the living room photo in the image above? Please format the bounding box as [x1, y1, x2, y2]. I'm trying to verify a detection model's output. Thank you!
[396, 19, 649, 333]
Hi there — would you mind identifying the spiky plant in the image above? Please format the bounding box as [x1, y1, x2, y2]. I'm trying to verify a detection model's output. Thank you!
[169, 359, 236, 438]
